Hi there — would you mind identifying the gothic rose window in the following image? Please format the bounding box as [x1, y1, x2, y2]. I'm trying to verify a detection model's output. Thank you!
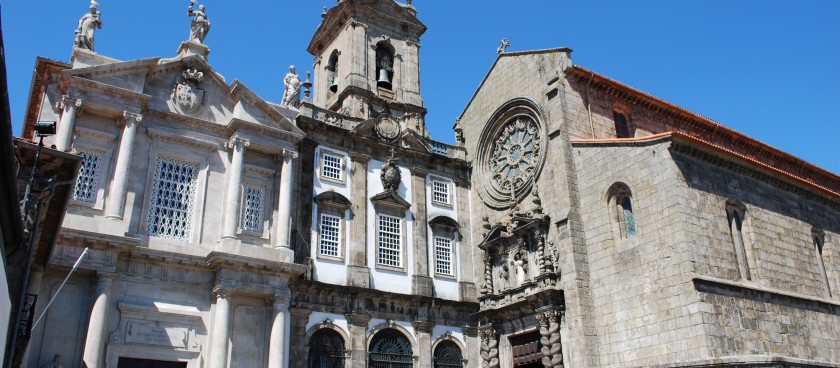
[489, 116, 541, 194]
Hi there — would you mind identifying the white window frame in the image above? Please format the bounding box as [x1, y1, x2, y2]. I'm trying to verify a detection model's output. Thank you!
[431, 179, 451, 206]
[238, 165, 273, 239]
[139, 139, 210, 245]
[318, 213, 342, 259]
[434, 236, 455, 277]
[319, 149, 346, 184]
[377, 214, 403, 270]
[70, 128, 116, 210]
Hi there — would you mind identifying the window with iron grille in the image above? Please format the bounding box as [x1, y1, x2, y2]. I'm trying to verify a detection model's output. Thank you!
[369, 330, 413, 368]
[432, 180, 450, 204]
[147, 156, 200, 241]
[378, 214, 402, 268]
[435, 237, 454, 276]
[240, 184, 266, 234]
[307, 329, 346, 368]
[73, 148, 105, 204]
[433, 341, 463, 368]
[321, 153, 343, 181]
[319, 214, 341, 258]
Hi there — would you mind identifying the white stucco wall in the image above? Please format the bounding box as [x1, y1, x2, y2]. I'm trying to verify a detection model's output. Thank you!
[311, 146, 353, 285]
[367, 160, 414, 294]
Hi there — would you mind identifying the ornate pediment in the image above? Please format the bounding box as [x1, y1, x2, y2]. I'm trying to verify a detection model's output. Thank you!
[370, 191, 411, 213]
[314, 191, 352, 210]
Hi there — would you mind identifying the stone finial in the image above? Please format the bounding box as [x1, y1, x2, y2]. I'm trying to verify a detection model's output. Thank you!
[188, 0, 211, 44]
[531, 185, 543, 215]
[322, 6, 327, 21]
[74, 2, 102, 51]
[303, 71, 313, 101]
[497, 38, 510, 54]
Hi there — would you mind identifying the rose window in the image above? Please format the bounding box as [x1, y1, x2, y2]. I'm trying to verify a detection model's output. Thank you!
[489, 117, 541, 194]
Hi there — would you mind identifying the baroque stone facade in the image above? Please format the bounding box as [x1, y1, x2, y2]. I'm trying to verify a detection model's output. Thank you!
[9, 1, 840, 368]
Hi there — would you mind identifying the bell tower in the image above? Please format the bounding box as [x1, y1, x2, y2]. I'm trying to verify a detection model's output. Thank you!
[307, 0, 428, 136]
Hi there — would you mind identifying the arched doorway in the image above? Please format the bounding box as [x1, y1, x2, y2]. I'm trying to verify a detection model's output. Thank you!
[369, 329, 413, 368]
[433, 341, 464, 368]
[307, 329, 345, 368]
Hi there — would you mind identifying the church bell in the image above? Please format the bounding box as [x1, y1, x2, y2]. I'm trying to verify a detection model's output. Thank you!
[329, 76, 338, 93]
[377, 69, 391, 89]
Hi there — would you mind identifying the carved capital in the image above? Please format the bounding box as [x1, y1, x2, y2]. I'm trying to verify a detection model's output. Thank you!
[349, 151, 370, 164]
[345, 313, 371, 327]
[122, 111, 144, 124]
[281, 149, 299, 160]
[412, 320, 435, 334]
[58, 95, 83, 111]
[226, 136, 251, 150]
[212, 287, 231, 300]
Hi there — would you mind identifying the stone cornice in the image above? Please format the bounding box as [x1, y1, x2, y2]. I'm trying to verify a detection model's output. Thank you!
[568, 65, 840, 194]
[61, 75, 151, 106]
[146, 125, 222, 152]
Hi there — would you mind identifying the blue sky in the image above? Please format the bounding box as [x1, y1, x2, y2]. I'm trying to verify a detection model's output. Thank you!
[3, 1, 838, 174]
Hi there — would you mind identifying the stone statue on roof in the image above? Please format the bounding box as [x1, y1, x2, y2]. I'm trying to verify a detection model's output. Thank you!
[74, 1, 102, 51]
[281, 66, 302, 108]
[188, 0, 211, 44]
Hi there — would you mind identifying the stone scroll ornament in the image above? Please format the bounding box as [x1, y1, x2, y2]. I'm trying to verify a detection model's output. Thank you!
[380, 149, 401, 193]
[74, 1, 102, 51]
[538, 311, 564, 368]
[479, 329, 500, 368]
[171, 68, 205, 115]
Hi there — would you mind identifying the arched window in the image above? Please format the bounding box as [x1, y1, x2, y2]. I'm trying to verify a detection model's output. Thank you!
[376, 42, 395, 90]
[369, 329, 413, 368]
[812, 228, 832, 298]
[726, 201, 751, 280]
[433, 341, 463, 368]
[307, 329, 346, 368]
[608, 183, 636, 238]
[328, 50, 340, 93]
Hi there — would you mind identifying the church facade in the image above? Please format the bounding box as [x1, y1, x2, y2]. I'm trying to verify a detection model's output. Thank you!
[9, 1, 840, 368]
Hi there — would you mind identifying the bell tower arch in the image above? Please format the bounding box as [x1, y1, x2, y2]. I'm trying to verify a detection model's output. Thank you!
[307, 0, 428, 136]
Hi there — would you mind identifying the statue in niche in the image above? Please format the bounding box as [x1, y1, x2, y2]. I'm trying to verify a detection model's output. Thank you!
[188, 0, 211, 44]
[281, 65, 302, 107]
[40, 354, 64, 368]
[511, 250, 528, 285]
[74, 1, 102, 51]
[380, 149, 401, 193]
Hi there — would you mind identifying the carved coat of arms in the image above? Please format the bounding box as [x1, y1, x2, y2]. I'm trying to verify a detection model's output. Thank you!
[171, 68, 205, 115]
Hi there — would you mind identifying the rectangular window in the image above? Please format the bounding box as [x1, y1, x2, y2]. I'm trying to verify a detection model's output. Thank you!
[432, 180, 450, 205]
[321, 153, 343, 181]
[319, 214, 341, 258]
[73, 148, 105, 204]
[435, 236, 454, 276]
[377, 214, 402, 268]
[147, 156, 200, 241]
[240, 184, 266, 234]
[613, 111, 630, 138]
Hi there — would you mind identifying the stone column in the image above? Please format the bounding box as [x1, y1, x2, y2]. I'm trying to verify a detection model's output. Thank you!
[410, 167, 433, 296]
[412, 321, 434, 368]
[346, 313, 371, 368]
[106, 111, 143, 220]
[537, 310, 564, 368]
[455, 180, 477, 301]
[479, 327, 500, 368]
[267, 290, 291, 368]
[276, 149, 298, 252]
[223, 137, 249, 239]
[346, 152, 370, 288]
[209, 289, 231, 368]
[55, 96, 82, 152]
[82, 273, 114, 368]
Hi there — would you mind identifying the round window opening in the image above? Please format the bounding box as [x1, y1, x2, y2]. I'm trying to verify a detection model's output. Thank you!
[477, 101, 546, 209]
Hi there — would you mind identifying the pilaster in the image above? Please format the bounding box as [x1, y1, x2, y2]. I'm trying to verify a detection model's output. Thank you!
[411, 166, 433, 297]
[347, 151, 370, 288]
[346, 313, 371, 368]
[106, 111, 143, 220]
[82, 273, 114, 368]
[55, 95, 83, 152]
